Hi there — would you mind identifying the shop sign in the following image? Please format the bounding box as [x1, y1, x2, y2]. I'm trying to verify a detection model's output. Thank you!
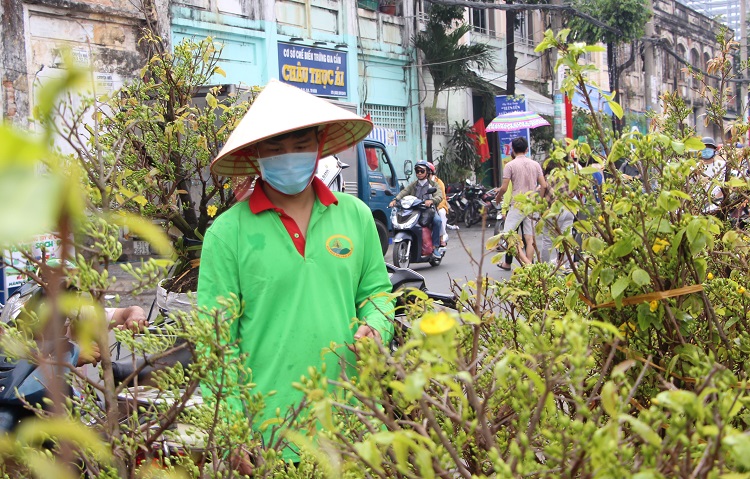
[277, 43, 348, 98]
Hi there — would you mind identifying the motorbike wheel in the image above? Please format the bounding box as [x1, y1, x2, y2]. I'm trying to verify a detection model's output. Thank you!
[446, 208, 458, 226]
[494, 217, 504, 236]
[392, 241, 410, 268]
[464, 206, 477, 228]
[429, 255, 441, 267]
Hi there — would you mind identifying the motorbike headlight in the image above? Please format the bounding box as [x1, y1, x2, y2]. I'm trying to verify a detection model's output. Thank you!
[403, 213, 420, 229]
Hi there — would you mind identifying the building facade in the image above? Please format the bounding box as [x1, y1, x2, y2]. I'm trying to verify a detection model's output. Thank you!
[677, 0, 743, 34]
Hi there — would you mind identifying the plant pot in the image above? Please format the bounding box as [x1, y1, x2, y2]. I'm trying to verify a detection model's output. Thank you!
[379, 4, 396, 14]
[156, 278, 194, 315]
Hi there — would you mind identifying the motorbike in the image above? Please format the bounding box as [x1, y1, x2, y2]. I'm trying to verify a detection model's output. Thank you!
[391, 193, 446, 268]
[462, 183, 490, 227]
[446, 189, 467, 226]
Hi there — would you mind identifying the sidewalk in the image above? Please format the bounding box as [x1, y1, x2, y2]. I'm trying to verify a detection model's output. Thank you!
[106, 261, 159, 314]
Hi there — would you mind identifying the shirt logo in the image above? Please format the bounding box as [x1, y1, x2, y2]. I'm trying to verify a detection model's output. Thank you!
[326, 235, 354, 258]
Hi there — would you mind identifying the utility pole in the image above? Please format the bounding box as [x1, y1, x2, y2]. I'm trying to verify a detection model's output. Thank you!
[551, 0, 566, 140]
[643, 0, 657, 113]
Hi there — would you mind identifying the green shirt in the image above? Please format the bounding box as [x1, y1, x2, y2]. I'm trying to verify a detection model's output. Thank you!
[197, 179, 394, 459]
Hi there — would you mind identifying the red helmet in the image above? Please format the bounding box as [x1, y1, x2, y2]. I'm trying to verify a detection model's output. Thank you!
[426, 162, 436, 174]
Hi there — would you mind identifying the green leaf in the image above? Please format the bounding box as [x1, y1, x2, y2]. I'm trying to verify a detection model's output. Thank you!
[620, 414, 662, 446]
[686, 218, 703, 243]
[612, 276, 630, 300]
[404, 370, 427, 401]
[612, 237, 635, 258]
[724, 434, 750, 470]
[684, 136, 705, 151]
[608, 100, 624, 119]
[585, 237, 607, 255]
[16, 418, 112, 463]
[601, 381, 618, 416]
[671, 141, 685, 154]
[631, 268, 651, 287]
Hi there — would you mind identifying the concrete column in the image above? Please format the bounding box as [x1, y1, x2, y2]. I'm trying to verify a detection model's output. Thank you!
[644, 0, 657, 113]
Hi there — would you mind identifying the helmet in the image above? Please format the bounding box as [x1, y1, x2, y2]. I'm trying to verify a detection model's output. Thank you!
[414, 161, 429, 173]
[426, 162, 436, 174]
[702, 137, 717, 149]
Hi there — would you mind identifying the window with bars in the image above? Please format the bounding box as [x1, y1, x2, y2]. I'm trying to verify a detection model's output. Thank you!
[363, 104, 407, 141]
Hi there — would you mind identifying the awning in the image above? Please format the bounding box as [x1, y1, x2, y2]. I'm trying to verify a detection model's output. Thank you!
[515, 84, 554, 116]
[469, 68, 554, 116]
[366, 126, 399, 146]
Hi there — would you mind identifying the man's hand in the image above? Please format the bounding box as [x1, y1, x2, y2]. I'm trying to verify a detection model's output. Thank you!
[354, 324, 382, 342]
[111, 306, 149, 332]
[230, 448, 254, 476]
[349, 325, 382, 355]
[389, 200, 396, 208]
[77, 342, 101, 367]
[424, 199, 433, 207]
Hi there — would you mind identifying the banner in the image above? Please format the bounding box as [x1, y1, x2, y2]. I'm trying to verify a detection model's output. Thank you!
[494, 95, 530, 161]
[278, 43, 348, 98]
[3, 234, 66, 292]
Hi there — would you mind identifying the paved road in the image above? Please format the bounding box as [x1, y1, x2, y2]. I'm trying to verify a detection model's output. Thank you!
[385, 224, 515, 294]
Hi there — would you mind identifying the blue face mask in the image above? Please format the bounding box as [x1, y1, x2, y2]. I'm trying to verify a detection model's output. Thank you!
[257, 152, 318, 196]
[701, 148, 715, 160]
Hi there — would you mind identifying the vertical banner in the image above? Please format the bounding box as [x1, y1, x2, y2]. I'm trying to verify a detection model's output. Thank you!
[494, 95, 530, 161]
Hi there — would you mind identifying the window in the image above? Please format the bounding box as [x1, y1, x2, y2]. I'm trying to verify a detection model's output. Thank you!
[470, 0, 496, 36]
[363, 104, 407, 141]
[514, 13, 534, 48]
[365, 144, 395, 188]
[677, 44, 687, 82]
[424, 107, 448, 136]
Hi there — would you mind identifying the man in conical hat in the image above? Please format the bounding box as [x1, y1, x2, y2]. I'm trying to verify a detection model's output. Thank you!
[198, 80, 394, 470]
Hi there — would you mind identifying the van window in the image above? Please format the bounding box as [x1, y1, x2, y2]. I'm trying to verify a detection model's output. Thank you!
[365, 145, 394, 187]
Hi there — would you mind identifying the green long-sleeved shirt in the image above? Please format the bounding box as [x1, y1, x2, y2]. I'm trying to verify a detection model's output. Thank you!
[197, 180, 394, 460]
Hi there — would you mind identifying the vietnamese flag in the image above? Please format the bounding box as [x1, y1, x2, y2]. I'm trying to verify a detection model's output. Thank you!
[472, 118, 491, 162]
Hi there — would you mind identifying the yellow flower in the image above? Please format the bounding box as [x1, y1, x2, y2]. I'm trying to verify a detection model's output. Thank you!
[223, 183, 230, 190]
[649, 300, 658, 312]
[598, 216, 604, 222]
[738, 286, 746, 295]
[207, 205, 218, 217]
[419, 312, 457, 336]
[707, 272, 714, 280]
[652, 238, 670, 254]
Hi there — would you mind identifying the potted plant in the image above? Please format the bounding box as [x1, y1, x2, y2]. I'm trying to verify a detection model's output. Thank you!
[379, 0, 397, 15]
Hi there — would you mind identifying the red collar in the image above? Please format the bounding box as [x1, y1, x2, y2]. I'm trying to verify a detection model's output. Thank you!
[249, 177, 338, 214]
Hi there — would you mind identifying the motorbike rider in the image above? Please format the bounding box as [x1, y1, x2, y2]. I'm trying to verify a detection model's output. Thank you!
[389, 161, 444, 256]
[427, 162, 449, 247]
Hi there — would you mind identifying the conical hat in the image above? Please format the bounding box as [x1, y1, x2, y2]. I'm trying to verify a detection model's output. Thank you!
[210, 80, 373, 177]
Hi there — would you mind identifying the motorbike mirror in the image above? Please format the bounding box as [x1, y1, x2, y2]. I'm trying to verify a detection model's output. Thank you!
[427, 187, 438, 194]
[384, 189, 394, 196]
[403, 160, 413, 178]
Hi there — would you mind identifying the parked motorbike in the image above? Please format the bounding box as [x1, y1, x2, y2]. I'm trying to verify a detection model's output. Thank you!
[446, 189, 467, 226]
[391, 194, 446, 268]
[463, 183, 488, 227]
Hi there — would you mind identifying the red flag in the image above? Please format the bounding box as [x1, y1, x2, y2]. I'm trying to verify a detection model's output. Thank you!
[472, 118, 491, 162]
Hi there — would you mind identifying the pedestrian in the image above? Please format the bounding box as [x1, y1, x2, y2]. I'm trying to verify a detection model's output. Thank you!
[427, 162, 449, 246]
[389, 161, 444, 257]
[494, 137, 547, 269]
[696, 136, 726, 213]
[537, 157, 575, 268]
[198, 80, 394, 471]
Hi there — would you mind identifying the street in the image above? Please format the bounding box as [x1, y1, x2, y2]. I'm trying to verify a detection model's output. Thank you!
[386, 223, 513, 294]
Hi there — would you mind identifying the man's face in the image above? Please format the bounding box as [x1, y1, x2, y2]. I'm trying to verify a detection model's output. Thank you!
[256, 128, 319, 158]
[415, 166, 428, 179]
